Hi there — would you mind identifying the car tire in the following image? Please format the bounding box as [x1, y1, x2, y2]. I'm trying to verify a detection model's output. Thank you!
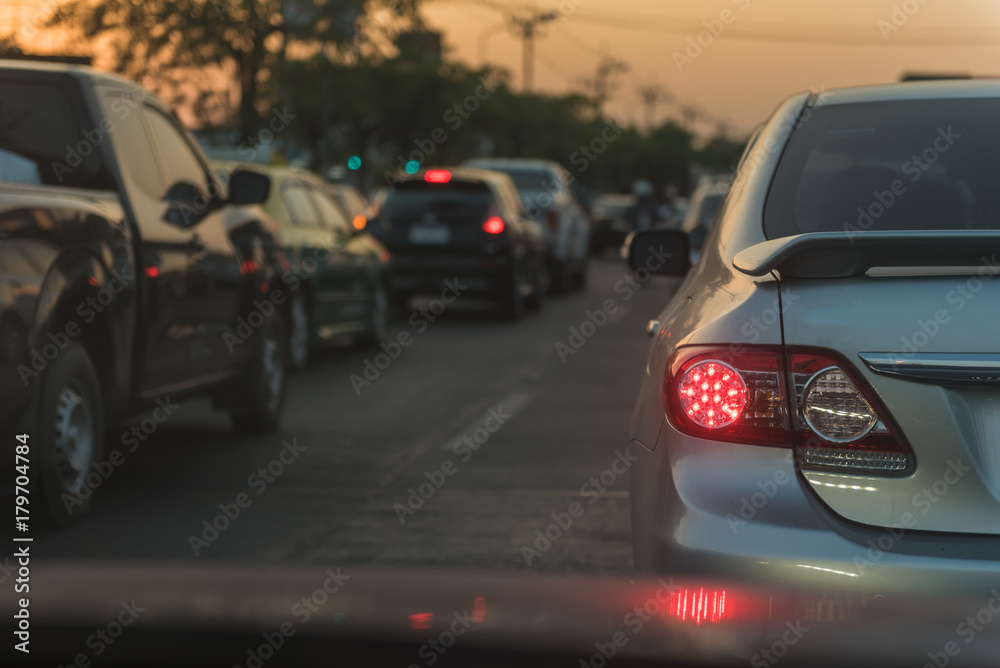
[229, 314, 288, 434]
[35, 341, 104, 526]
[287, 291, 310, 372]
[358, 283, 391, 347]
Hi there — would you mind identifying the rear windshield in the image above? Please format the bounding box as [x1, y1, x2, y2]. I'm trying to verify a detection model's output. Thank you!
[384, 180, 495, 221]
[495, 169, 558, 192]
[764, 98, 1000, 238]
[0, 78, 113, 190]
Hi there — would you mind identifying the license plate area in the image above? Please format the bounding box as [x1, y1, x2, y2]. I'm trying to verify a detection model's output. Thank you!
[409, 225, 450, 244]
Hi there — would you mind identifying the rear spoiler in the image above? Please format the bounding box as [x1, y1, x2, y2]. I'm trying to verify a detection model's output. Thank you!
[734, 231, 1000, 278]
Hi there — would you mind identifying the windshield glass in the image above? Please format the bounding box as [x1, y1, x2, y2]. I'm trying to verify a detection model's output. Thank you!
[764, 98, 999, 238]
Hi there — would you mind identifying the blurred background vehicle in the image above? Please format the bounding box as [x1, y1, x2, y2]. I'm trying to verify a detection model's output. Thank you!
[370, 168, 546, 319]
[215, 163, 393, 370]
[680, 179, 731, 263]
[589, 193, 637, 255]
[463, 158, 589, 294]
[326, 182, 371, 234]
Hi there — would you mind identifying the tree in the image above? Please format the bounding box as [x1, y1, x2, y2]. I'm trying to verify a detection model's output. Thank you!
[47, 0, 417, 135]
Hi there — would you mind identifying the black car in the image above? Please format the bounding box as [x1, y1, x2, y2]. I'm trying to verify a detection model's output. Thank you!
[372, 168, 547, 319]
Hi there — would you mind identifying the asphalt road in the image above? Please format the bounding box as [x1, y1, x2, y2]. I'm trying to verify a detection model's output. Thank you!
[33, 258, 682, 576]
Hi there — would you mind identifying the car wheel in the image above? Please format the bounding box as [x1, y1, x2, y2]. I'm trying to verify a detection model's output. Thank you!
[229, 314, 287, 434]
[526, 263, 547, 312]
[500, 265, 526, 321]
[358, 284, 391, 347]
[288, 291, 310, 371]
[36, 341, 103, 526]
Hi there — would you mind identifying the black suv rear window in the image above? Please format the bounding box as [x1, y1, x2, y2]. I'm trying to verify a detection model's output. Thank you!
[384, 180, 495, 223]
[0, 78, 112, 190]
[764, 98, 1000, 238]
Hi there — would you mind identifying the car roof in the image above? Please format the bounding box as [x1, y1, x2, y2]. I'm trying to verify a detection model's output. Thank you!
[394, 167, 514, 187]
[212, 161, 325, 185]
[0, 59, 140, 88]
[807, 78, 1000, 107]
[463, 158, 561, 172]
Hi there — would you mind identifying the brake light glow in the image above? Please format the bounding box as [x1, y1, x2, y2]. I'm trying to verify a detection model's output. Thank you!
[424, 170, 452, 184]
[545, 209, 559, 231]
[665, 346, 913, 474]
[483, 216, 505, 234]
[678, 361, 746, 429]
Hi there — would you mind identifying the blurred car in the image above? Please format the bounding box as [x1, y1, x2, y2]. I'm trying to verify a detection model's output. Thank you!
[589, 194, 639, 255]
[371, 168, 546, 319]
[326, 181, 370, 233]
[680, 180, 730, 263]
[463, 158, 589, 293]
[627, 80, 1000, 595]
[215, 163, 393, 370]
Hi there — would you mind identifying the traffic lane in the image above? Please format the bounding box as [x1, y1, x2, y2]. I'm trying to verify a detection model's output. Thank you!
[273, 265, 684, 574]
[31, 259, 681, 573]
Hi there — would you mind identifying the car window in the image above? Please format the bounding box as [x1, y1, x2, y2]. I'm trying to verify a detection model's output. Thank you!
[495, 168, 562, 193]
[0, 78, 113, 190]
[306, 185, 351, 235]
[98, 90, 163, 197]
[142, 106, 211, 197]
[765, 98, 1000, 238]
[282, 181, 322, 228]
[383, 180, 496, 223]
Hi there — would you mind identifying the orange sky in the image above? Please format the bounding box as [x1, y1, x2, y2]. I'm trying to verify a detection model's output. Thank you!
[420, 0, 1000, 137]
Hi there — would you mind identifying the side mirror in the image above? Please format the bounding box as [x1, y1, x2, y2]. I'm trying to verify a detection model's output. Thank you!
[163, 181, 209, 228]
[627, 230, 691, 276]
[228, 169, 271, 206]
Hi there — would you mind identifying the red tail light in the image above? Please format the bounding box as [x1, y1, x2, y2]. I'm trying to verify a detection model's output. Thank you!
[483, 216, 505, 234]
[665, 346, 913, 474]
[545, 209, 559, 232]
[424, 170, 452, 184]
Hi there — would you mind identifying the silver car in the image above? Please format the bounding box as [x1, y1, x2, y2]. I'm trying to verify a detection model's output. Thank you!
[628, 80, 1000, 598]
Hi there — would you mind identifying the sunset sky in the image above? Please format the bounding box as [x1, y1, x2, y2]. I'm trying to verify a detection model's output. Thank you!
[6, 0, 1000, 139]
[420, 0, 1000, 137]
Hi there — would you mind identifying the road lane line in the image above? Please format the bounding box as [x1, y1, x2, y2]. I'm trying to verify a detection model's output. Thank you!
[377, 390, 534, 488]
[438, 390, 533, 451]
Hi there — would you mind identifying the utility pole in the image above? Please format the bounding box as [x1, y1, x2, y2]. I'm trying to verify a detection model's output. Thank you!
[637, 83, 673, 133]
[509, 11, 558, 92]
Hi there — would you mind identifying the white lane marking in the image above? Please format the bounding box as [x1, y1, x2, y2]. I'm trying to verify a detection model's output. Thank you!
[439, 391, 534, 451]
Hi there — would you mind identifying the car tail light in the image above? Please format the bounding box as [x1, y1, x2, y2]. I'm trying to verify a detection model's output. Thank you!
[483, 216, 505, 235]
[788, 352, 912, 474]
[545, 209, 559, 233]
[665, 346, 913, 475]
[424, 170, 452, 184]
